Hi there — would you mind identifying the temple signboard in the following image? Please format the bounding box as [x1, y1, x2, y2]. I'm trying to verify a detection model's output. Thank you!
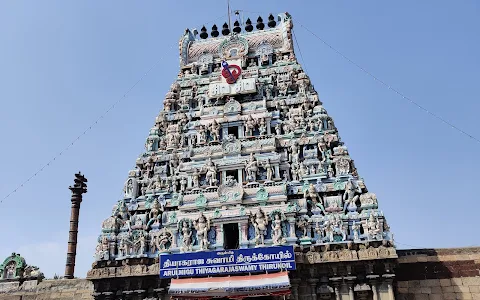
[159, 245, 295, 278]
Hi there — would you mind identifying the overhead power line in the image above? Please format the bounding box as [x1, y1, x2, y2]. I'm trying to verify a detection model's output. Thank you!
[1, 47, 173, 204]
[296, 22, 480, 145]
[292, 29, 308, 75]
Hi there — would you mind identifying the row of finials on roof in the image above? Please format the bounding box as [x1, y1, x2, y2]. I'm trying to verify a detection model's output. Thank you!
[199, 14, 278, 39]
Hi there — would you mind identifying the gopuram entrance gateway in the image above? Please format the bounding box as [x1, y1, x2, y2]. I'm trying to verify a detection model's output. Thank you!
[87, 13, 397, 300]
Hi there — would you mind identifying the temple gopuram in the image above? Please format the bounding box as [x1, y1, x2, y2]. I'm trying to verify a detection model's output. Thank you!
[87, 13, 398, 300]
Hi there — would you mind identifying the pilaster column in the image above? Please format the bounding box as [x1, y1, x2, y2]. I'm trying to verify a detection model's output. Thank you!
[366, 275, 379, 300]
[240, 223, 248, 242]
[134, 289, 146, 300]
[216, 225, 224, 248]
[92, 292, 102, 300]
[266, 119, 272, 135]
[288, 218, 296, 238]
[238, 169, 244, 183]
[154, 288, 165, 300]
[290, 278, 300, 300]
[123, 291, 134, 300]
[382, 274, 395, 300]
[330, 277, 342, 300]
[308, 278, 319, 300]
[344, 276, 356, 300]
[356, 291, 368, 300]
[171, 229, 178, 248]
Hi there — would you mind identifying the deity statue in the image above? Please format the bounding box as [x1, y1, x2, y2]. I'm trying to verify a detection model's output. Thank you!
[5, 262, 16, 279]
[169, 153, 180, 174]
[343, 179, 361, 212]
[180, 176, 187, 192]
[147, 199, 162, 228]
[100, 236, 110, 260]
[203, 159, 218, 186]
[271, 213, 285, 245]
[327, 119, 336, 130]
[114, 200, 130, 223]
[282, 123, 290, 135]
[118, 235, 131, 257]
[291, 163, 300, 181]
[131, 213, 146, 230]
[123, 178, 136, 199]
[150, 230, 172, 253]
[148, 175, 161, 191]
[198, 125, 207, 144]
[299, 117, 306, 130]
[308, 119, 316, 132]
[317, 141, 327, 162]
[189, 133, 197, 147]
[299, 162, 308, 178]
[367, 213, 381, 240]
[24, 265, 42, 278]
[250, 209, 268, 246]
[336, 157, 351, 176]
[296, 216, 310, 238]
[352, 222, 361, 241]
[327, 165, 335, 178]
[244, 153, 258, 182]
[275, 123, 282, 135]
[263, 159, 274, 181]
[179, 134, 186, 148]
[145, 138, 154, 152]
[314, 222, 324, 241]
[324, 214, 346, 242]
[135, 232, 147, 255]
[164, 177, 171, 193]
[304, 183, 324, 212]
[167, 133, 177, 149]
[180, 221, 193, 252]
[159, 137, 167, 150]
[258, 118, 267, 135]
[244, 115, 256, 136]
[209, 120, 220, 142]
[290, 141, 300, 163]
[192, 168, 201, 188]
[193, 212, 211, 251]
[317, 119, 324, 131]
[149, 234, 159, 254]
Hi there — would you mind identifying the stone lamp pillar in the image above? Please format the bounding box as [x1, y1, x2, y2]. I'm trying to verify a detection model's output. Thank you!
[64, 172, 87, 279]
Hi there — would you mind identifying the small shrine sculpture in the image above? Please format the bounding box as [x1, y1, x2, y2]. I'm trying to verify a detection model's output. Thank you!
[0, 253, 44, 283]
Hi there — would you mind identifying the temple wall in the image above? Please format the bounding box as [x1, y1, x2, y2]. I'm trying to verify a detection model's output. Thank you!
[396, 247, 480, 300]
[0, 279, 93, 300]
[1, 247, 479, 300]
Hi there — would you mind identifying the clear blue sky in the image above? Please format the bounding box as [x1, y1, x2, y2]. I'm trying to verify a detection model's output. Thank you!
[1, 1, 479, 278]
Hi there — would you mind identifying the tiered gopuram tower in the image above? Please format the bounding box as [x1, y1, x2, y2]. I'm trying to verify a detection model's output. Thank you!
[88, 13, 397, 300]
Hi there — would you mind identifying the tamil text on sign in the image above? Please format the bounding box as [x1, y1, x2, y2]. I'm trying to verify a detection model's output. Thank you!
[159, 245, 295, 278]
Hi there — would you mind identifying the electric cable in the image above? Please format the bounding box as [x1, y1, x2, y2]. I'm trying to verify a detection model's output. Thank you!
[0, 45, 175, 204]
[296, 22, 480, 145]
